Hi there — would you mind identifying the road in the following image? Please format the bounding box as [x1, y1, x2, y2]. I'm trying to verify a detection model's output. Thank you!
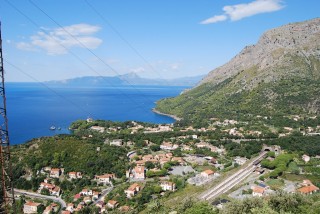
[92, 184, 114, 205]
[14, 189, 67, 208]
[200, 151, 267, 201]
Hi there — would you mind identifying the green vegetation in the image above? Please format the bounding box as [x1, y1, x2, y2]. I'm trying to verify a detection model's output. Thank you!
[143, 192, 320, 214]
[8, 118, 320, 213]
[11, 134, 129, 197]
[156, 62, 320, 127]
[266, 179, 285, 190]
[12, 135, 128, 177]
[264, 135, 320, 156]
[261, 153, 295, 178]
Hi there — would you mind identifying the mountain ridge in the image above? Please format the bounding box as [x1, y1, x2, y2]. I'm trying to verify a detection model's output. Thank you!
[199, 17, 320, 88]
[156, 18, 320, 125]
[45, 73, 205, 87]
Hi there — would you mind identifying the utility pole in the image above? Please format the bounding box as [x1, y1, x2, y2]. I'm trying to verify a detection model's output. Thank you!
[0, 22, 15, 213]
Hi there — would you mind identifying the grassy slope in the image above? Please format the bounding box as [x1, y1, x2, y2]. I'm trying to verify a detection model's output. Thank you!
[156, 54, 320, 125]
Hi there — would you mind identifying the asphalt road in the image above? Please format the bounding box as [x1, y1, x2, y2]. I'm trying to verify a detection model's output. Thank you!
[14, 189, 67, 208]
[92, 184, 114, 205]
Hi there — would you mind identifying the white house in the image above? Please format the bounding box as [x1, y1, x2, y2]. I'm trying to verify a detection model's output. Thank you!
[201, 169, 215, 178]
[252, 186, 265, 197]
[107, 200, 119, 209]
[50, 168, 61, 178]
[124, 183, 141, 198]
[50, 186, 61, 197]
[110, 139, 124, 146]
[160, 142, 178, 150]
[90, 126, 105, 133]
[68, 171, 82, 179]
[234, 156, 248, 165]
[80, 189, 93, 196]
[23, 202, 41, 214]
[95, 173, 115, 184]
[160, 181, 176, 191]
[134, 166, 145, 179]
[66, 203, 75, 213]
[302, 154, 310, 163]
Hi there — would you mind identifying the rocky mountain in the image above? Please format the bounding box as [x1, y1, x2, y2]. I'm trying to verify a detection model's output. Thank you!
[45, 73, 204, 87]
[156, 18, 320, 125]
[200, 18, 320, 88]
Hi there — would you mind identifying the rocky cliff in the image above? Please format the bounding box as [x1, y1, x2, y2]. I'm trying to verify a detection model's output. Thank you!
[156, 18, 320, 125]
[200, 18, 320, 88]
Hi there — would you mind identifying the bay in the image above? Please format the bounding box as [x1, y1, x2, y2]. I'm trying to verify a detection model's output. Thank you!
[6, 83, 188, 145]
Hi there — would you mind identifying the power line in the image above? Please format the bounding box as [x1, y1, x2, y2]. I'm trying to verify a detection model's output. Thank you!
[27, 0, 158, 103]
[5, 60, 94, 118]
[0, 21, 15, 213]
[5, 60, 160, 120]
[4, 0, 154, 113]
[84, 0, 165, 80]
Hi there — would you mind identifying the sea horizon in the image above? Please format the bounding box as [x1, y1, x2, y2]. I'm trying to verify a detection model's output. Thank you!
[6, 83, 188, 145]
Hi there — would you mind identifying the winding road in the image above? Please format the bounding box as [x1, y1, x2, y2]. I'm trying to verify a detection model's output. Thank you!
[14, 189, 67, 208]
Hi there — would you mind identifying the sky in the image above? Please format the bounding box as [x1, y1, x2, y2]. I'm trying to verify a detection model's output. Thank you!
[0, 0, 319, 82]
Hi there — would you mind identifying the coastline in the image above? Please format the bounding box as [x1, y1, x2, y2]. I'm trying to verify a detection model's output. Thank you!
[152, 108, 182, 121]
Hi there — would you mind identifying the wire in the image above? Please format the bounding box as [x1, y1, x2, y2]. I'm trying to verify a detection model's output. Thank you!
[5, 60, 95, 118]
[84, 0, 165, 80]
[5, 60, 160, 118]
[4, 0, 153, 112]
[27, 0, 157, 104]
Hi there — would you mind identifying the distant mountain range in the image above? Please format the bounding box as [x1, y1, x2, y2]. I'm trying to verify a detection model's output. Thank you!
[156, 18, 320, 124]
[45, 73, 205, 87]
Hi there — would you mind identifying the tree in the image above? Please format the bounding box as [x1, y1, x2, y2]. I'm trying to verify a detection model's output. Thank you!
[146, 199, 163, 213]
[267, 151, 276, 158]
[150, 145, 160, 152]
[41, 188, 50, 196]
[221, 197, 263, 214]
[153, 186, 162, 194]
[145, 161, 155, 169]
[250, 202, 278, 214]
[184, 202, 218, 214]
[37, 205, 45, 214]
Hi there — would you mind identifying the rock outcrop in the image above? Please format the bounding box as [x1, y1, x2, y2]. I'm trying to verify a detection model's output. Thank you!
[200, 18, 320, 89]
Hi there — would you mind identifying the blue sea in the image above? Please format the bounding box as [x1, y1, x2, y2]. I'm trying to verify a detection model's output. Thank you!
[6, 83, 188, 145]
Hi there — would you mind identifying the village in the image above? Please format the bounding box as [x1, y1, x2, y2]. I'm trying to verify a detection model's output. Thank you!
[18, 117, 320, 213]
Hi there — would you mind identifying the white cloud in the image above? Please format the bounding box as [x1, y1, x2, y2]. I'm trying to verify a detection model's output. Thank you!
[16, 42, 37, 51]
[54, 24, 101, 36]
[131, 67, 145, 74]
[16, 23, 102, 55]
[201, 0, 285, 24]
[171, 63, 181, 70]
[200, 15, 227, 24]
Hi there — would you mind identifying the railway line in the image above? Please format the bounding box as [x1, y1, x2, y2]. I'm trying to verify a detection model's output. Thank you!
[200, 151, 267, 201]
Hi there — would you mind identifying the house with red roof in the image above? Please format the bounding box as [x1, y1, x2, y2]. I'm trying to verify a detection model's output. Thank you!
[107, 200, 119, 209]
[252, 186, 265, 197]
[68, 171, 82, 179]
[125, 183, 141, 198]
[50, 168, 61, 178]
[23, 201, 42, 214]
[95, 173, 115, 184]
[297, 180, 319, 195]
[73, 193, 81, 201]
[201, 169, 215, 178]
